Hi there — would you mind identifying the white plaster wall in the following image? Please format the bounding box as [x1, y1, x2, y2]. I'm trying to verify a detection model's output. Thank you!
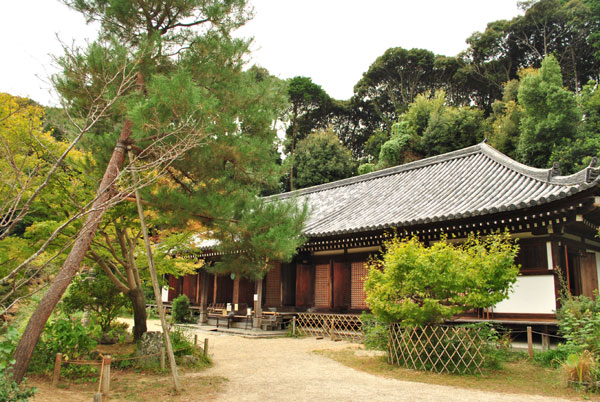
[161, 286, 169, 302]
[494, 275, 556, 314]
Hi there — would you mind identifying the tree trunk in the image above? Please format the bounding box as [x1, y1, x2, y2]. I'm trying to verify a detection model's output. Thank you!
[11, 120, 133, 384]
[128, 286, 147, 340]
[289, 106, 298, 191]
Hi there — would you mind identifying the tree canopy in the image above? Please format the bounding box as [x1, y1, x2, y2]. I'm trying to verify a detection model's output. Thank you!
[364, 233, 520, 326]
[292, 129, 356, 189]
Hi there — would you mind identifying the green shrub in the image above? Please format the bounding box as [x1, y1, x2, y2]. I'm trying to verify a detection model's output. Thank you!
[171, 327, 211, 367]
[365, 233, 519, 326]
[29, 317, 99, 378]
[0, 326, 37, 401]
[172, 294, 191, 323]
[557, 293, 600, 355]
[123, 327, 210, 371]
[360, 312, 388, 351]
[533, 344, 579, 368]
[62, 270, 128, 333]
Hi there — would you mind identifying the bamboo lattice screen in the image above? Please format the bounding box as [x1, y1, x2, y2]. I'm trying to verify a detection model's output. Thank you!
[295, 313, 363, 342]
[387, 324, 486, 374]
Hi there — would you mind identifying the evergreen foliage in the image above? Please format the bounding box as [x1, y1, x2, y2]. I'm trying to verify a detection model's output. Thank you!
[517, 56, 581, 167]
[172, 294, 192, 324]
[293, 129, 356, 189]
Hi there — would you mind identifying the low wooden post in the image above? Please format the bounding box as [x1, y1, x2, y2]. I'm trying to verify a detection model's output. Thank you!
[160, 348, 166, 370]
[102, 355, 111, 401]
[52, 353, 62, 386]
[203, 338, 209, 358]
[194, 334, 198, 346]
[526, 327, 533, 358]
[542, 334, 550, 351]
[330, 317, 335, 340]
[292, 316, 296, 335]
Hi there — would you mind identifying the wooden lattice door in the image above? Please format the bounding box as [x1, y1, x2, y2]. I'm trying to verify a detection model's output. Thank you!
[351, 262, 368, 310]
[314, 264, 331, 308]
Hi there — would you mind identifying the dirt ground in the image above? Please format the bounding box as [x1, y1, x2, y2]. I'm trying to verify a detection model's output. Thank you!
[32, 319, 572, 402]
[193, 332, 570, 402]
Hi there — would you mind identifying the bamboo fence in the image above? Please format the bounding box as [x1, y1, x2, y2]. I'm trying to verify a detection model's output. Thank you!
[294, 313, 363, 342]
[387, 324, 486, 374]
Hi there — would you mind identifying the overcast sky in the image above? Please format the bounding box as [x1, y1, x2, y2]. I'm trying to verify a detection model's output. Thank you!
[0, 0, 522, 106]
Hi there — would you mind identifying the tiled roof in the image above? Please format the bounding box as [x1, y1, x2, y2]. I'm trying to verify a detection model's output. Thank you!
[272, 143, 600, 238]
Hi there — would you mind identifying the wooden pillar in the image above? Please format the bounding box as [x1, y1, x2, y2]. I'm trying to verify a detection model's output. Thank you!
[232, 277, 240, 305]
[213, 274, 218, 304]
[254, 279, 263, 329]
[195, 272, 200, 304]
[198, 270, 209, 323]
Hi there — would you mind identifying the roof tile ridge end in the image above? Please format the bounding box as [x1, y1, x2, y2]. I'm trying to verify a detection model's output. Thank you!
[479, 143, 552, 182]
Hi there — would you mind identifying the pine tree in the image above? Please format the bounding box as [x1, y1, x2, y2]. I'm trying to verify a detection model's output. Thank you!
[11, 0, 263, 383]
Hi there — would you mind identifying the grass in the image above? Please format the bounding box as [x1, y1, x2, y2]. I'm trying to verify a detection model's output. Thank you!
[316, 348, 600, 401]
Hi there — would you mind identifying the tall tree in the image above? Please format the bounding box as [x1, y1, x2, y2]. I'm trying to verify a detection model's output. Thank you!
[293, 129, 356, 189]
[517, 55, 581, 167]
[12, 0, 250, 383]
[285, 76, 331, 190]
[352, 47, 439, 132]
[465, 0, 600, 95]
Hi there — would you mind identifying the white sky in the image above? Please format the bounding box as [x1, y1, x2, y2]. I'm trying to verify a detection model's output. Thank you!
[0, 0, 521, 106]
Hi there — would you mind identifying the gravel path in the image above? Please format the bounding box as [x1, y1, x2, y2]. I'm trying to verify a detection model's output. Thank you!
[181, 327, 570, 402]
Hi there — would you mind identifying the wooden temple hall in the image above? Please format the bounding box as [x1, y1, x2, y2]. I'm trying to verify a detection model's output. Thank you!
[166, 143, 600, 328]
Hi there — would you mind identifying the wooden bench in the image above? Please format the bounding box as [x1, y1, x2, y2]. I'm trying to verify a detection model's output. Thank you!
[208, 303, 253, 329]
[260, 312, 295, 331]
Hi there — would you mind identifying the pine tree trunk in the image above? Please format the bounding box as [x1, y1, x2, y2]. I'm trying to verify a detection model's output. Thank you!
[129, 286, 147, 341]
[11, 120, 133, 384]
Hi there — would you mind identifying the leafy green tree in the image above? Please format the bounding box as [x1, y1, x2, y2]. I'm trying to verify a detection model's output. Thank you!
[357, 163, 376, 175]
[285, 76, 332, 190]
[363, 129, 389, 162]
[377, 121, 413, 168]
[486, 79, 524, 159]
[373, 91, 486, 170]
[517, 55, 581, 167]
[465, 0, 599, 95]
[292, 129, 356, 189]
[0, 93, 92, 313]
[550, 81, 600, 172]
[365, 233, 520, 326]
[352, 47, 439, 133]
[61, 269, 128, 333]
